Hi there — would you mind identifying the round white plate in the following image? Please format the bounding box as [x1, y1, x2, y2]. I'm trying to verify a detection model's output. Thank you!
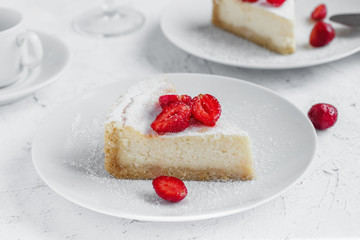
[32, 73, 317, 222]
[161, 0, 360, 69]
[0, 30, 71, 105]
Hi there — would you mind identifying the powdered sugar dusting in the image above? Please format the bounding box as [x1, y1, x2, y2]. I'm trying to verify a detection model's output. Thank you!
[62, 91, 293, 211]
[55, 77, 311, 219]
[107, 77, 249, 137]
[106, 76, 174, 132]
[62, 109, 260, 208]
[64, 112, 107, 178]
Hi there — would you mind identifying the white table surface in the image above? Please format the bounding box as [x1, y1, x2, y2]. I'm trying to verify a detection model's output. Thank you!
[1, 0, 360, 239]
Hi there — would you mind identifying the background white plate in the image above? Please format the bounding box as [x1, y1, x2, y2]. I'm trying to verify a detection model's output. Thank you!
[161, 0, 360, 69]
[0, 31, 70, 105]
[32, 73, 317, 222]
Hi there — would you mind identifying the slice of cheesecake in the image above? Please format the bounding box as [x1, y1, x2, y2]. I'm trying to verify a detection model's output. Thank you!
[212, 0, 296, 55]
[104, 77, 255, 181]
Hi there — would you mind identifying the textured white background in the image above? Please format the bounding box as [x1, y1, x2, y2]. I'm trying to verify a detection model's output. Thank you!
[1, 0, 360, 239]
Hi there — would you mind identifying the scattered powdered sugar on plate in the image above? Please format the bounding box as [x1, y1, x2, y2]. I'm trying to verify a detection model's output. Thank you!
[43, 74, 315, 221]
[187, 24, 360, 67]
[223, 101, 293, 185]
[32, 75, 316, 220]
[63, 111, 142, 199]
[60, 96, 293, 213]
[64, 112, 108, 178]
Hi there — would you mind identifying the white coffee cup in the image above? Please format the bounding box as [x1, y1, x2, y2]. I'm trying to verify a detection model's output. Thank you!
[0, 8, 43, 88]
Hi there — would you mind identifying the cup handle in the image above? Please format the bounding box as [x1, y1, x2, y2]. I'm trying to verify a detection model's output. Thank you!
[17, 31, 43, 69]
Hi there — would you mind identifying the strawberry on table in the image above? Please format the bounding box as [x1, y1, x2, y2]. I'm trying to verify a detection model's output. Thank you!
[308, 103, 338, 130]
[152, 176, 188, 202]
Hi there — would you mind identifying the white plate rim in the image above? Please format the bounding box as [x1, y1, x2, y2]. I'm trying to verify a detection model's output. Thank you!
[0, 30, 71, 102]
[31, 73, 317, 222]
[160, 0, 360, 70]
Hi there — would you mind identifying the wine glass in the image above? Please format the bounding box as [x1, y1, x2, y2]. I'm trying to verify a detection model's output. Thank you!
[73, 0, 145, 37]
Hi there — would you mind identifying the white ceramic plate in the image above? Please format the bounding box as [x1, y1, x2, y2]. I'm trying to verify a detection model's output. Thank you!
[32, 73, 317, 222]
[0, 30, 71, 105]
[161, 0, 360, 69]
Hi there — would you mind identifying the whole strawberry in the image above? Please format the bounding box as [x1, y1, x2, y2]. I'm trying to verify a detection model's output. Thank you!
[310, 21, 335, 47]
[308, 103, 338, 130]
[311, 4, 327, 21]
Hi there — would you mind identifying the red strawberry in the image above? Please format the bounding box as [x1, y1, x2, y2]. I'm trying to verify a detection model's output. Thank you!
[308, 103, 338, 130]
[152, 176, 187, 202]
[266, 0, 286, 7]
[191, 94, 221, 126]
[310, 21, 335, 47]
[179, 95, 193, 106]
[151, 102, 191, 134]
[243, 0, 258, 2]
[311, 4, 327, 21]
[159, 94, 192, 108]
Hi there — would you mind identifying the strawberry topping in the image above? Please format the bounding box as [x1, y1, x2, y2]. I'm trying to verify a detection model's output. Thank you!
[159, 94, 192, 108]
[191, 94, 221, 126]
[310, 21, 335, 47]
[308, 103, 338, 130]
[152, 176, 187, 202]
[266, 0, 286, 7]
[311, 4, 327, 21]
[151, 102, 191, 134]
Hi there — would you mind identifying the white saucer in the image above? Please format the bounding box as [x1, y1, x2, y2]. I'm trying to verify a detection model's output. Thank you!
[0, 30, 71, 105]
[161, 0, 360, 69]
[32, 73, 317, 222]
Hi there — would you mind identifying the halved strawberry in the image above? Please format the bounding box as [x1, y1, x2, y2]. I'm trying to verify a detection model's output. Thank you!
[311, 4, 327, 21]
[266, 0, 286, 7]
[152, 176, 187, 202]
[191, 94, 221, 126]
[159, 94, 192, 108]
[310, 21, 335, 47]
[151, 102, 191, 134]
